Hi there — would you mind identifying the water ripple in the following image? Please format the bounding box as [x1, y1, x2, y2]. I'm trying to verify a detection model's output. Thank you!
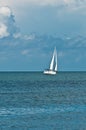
[0, 105, 86, 116]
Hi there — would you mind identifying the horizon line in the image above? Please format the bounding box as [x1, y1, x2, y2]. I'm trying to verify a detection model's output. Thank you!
[0, 70, 86, 73]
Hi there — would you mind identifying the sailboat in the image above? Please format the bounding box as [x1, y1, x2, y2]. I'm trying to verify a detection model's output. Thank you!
[44, 47, 57, 75]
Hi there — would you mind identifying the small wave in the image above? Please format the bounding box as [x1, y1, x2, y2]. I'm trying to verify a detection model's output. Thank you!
[0, 105, 86, 116]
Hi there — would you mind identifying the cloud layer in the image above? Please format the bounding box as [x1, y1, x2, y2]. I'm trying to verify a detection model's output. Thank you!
[1, 0, 86, 7]
[0, 5, 86, 71]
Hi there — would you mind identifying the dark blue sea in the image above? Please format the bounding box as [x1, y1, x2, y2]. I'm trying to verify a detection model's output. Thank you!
[0, 72, 86, 130]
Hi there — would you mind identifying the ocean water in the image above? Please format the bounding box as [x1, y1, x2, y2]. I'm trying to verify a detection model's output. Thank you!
[0, 72, 86, 130]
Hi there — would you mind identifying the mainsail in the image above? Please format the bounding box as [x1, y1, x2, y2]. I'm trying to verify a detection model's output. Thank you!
[49, 48, 57, 71]
[49, 50, 55, 70]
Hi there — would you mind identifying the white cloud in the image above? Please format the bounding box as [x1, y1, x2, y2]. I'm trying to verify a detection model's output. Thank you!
[0, 0, 86, 22]
[0, 0, 86, 6]
[13, 33, 21, 39]
[0, 6, 18, 38]
[21, 50, 29, 55]
[0, 0, 79, 7]
[24, 34, 35, 40]
[0, 23, 9, 38]
[0, 0, 64, 6]
[0, 0, 86, 16]
[0, 6, 11, 17]
[63, 0, 75, 4]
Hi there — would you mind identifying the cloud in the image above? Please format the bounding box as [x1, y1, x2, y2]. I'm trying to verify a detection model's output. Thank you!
[21, 50, 29, 55]
[0, 23, 9, 38]
[0, 6, 18, 38]
[0, 0, 86, 6]
[0, 0, 64, 6]
[1, 0, 86, 7]
[13, 33, 21, 39]
[0, 6, 11, 17]
[23, 34, 35, 40]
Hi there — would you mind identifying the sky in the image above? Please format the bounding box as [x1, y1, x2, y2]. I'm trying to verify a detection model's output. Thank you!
[0, 0, 86, 71]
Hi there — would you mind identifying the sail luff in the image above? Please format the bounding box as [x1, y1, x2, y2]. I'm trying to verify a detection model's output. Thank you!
[49, 49, 55, 70]
[54, 48, 57, 71]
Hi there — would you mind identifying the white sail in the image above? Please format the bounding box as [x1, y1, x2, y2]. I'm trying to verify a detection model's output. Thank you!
[49, 50, 55, 70]
[55, 49, 57, 71]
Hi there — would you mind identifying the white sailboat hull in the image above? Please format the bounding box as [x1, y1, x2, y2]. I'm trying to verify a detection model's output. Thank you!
[44, 70, 56, 75]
